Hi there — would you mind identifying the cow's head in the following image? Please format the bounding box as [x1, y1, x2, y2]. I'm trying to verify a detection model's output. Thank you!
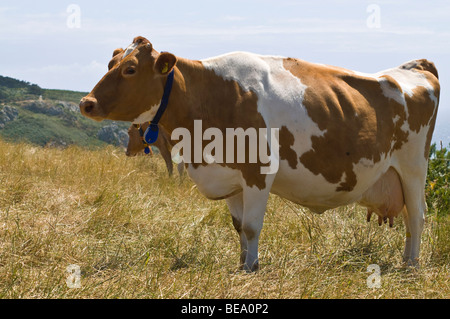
[126, 122, 149, 157]
[79, 36, 177, 122]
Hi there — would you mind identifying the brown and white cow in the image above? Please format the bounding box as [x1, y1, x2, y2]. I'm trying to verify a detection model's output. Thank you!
[80, 36, 439, 271]
[126, 122, 184, 177]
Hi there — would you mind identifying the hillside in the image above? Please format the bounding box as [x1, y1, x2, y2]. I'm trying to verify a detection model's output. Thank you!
[0, 75, 129, 148]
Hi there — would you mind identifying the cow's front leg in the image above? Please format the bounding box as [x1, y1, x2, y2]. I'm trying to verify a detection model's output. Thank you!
[241, 185, 272, 272]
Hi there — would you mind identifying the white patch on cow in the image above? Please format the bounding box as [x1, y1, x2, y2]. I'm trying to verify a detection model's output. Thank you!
[392, 114, 401, 124]
[186, 163, 243, 199]
[122, 42, 139, 60]
[352, 155, 389, 199]
[394, 128, 430, 168]
[376, 60, 435, 101]
[132, 103, 160, 124]
[359, 157, 376, 168]
[401, 121, 409, 132]
[379, 68, 424, 97]
[377, 74, 411, 137]
[426, 103, 439, 128]
[378, 76, 407, 106]
[352, 70, 376, 78]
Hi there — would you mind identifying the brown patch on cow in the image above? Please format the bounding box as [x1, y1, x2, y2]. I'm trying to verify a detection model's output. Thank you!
[402, 59, 440, 159]
[379, 74, 403, 93]
[376, 75, 410, 153]
[283, 58, 410, 192]
[404, 73, 440, 159]
[279, 126, 298, 169]
[425, 72, 440, 159]
[424, 118, 437, 159]
[405, 86, 436, 133]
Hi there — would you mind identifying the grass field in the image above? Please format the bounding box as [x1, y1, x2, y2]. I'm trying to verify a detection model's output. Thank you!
[0, 139, 448, 299]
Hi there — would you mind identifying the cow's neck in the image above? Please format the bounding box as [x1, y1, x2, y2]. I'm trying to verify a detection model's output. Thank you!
[158, 57, 207, 136]
[158, 55, 262, 142]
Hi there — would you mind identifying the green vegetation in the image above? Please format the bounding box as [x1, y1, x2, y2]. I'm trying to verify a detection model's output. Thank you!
[0, 75, 85, 103]
[0, 86, 34, 102]
[0, 75, 32, 88]
[1, 109, 105, 147]
[0, 75, 43, 102]
[0, 75, 87, 104]
[0, 104, 129, 148]
[42, 89, 87, 104]
[426, 143, 450, 216]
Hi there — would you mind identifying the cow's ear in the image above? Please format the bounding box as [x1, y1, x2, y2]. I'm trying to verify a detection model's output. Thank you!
[154, 52, 177, 76]
[112, 48, 124, 57]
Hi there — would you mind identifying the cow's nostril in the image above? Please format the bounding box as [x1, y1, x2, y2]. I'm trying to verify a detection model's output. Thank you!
[84, 102, 94, 113]
[80, 98, 98, 115]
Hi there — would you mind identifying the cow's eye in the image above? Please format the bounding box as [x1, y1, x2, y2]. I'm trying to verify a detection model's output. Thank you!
[124, 67, 136, 75]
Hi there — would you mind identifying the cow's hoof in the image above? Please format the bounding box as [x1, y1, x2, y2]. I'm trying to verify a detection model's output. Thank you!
[403, 258, 419, 268]
[242, 261, 259, 273]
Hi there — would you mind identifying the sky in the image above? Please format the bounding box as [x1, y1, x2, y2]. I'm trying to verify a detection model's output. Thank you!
[0, 0, 449, 143]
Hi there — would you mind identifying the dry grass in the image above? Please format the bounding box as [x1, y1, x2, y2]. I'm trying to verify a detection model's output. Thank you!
[0, 139, 449, 299]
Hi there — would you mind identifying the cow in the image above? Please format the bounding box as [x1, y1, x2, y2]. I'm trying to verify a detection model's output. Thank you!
[127, 122, 185, 177]
[80, 36, 440, 271]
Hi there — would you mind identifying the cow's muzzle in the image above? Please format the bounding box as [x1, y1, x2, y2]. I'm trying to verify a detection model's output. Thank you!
[79, 96, 101, 119]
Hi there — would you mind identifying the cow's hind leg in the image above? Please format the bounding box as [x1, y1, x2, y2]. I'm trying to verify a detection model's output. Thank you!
[225, 192, 246, 268]
[400, 173, 427, 266]
[401, 206, 412, 262]
[241, 185, 272, 272]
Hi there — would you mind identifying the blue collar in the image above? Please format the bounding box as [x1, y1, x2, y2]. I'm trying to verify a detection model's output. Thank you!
[133, 123, 152, 155]
[143, 69, 175, 145]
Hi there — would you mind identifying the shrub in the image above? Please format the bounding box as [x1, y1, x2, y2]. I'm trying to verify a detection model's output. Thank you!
[426, 143, 450, 216]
